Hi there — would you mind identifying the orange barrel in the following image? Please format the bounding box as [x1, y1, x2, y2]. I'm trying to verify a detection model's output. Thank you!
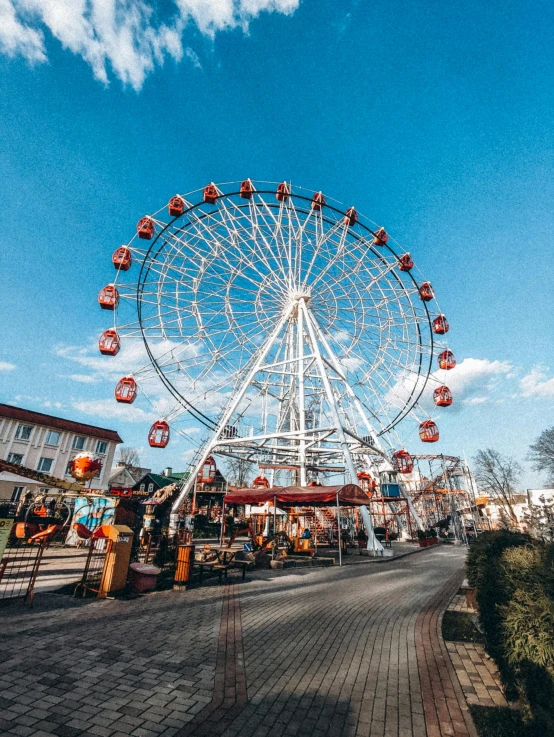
[174, 544, 195, 590]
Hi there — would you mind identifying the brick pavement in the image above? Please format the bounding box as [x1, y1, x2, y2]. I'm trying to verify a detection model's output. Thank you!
[0, 547, 475, 737]
[0, 587, 222, 737]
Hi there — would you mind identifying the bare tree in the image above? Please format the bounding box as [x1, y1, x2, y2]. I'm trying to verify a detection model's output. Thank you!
[473, 449, 522, 525]
[528, 426, 554, 486]
[116, 446, 141, 472]
[224, 457, 253, 488]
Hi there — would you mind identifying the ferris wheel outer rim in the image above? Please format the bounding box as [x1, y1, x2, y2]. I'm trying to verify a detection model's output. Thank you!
[119, 182, 444, 439]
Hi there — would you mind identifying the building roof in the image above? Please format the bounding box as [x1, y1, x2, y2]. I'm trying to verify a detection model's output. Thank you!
[0, 403, 123, 443]
[133, 472, 182, 489]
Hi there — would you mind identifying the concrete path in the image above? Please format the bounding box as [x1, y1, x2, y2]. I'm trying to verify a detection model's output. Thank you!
[0, 546, 476, 737]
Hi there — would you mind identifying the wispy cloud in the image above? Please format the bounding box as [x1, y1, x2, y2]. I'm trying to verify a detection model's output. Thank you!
[0, 0, 299, 91]
[67, 373, 98, 384]
[520, 367, 554, 398]
[0, 361, 16, 371]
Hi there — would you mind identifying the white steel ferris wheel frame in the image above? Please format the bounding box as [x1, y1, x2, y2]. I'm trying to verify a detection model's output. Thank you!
[108, 181, 453, 545]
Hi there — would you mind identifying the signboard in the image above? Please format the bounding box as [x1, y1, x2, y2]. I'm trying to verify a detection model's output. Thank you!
[109, 486, 133, 498]
[0, 518, 14, 561]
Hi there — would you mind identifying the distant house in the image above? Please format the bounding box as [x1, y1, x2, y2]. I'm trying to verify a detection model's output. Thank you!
[108, 462, 151, 497]
[132, 466, 228, 517]
[132, 467, 182, 499]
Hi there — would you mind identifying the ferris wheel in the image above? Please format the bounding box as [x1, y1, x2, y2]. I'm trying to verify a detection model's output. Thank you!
[98, 179, 455, 506]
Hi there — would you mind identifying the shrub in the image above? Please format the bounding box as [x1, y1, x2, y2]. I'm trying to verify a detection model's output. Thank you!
[466, 531, 532, 698]
[467, 531, 554, 732]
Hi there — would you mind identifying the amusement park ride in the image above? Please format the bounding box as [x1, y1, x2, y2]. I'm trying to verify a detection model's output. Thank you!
[97, 180, 475, 551]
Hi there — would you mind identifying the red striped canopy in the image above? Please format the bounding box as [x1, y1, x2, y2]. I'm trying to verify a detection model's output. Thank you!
[224, 484, 370, 507]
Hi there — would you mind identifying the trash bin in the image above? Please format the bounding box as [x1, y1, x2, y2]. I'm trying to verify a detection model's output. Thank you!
[129, 562, 161, 593]
[174, 544, 195, 590]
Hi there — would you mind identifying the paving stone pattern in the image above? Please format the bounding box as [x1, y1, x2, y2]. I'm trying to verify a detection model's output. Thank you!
[0, 547, 473, 737]
[0, 587, 222, 737]
[445, 643, 507, 709]
[181, 546, 473, 737]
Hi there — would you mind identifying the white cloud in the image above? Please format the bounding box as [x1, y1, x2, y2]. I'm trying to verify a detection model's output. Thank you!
[520, 368, 554, 398]
[72, 398, 150, 423]
[67, 373, 98, 384]
[0, 0, 299, 90]
[436, 358, 512, 403]
[0, 361, 16, 371]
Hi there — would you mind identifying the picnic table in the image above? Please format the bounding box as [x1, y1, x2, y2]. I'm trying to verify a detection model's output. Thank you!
[194, 547, 250, 584]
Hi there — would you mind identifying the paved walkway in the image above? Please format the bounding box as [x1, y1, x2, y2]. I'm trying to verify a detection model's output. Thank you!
[0, 547, 476, 737]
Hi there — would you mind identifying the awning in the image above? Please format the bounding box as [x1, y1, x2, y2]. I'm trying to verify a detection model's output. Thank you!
[224, 484, 371, 507]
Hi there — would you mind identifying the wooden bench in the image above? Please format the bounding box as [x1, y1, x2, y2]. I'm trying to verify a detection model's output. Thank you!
[194, 559, 249, 585]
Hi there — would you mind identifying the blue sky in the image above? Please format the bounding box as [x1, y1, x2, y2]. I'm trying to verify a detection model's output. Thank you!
[1, 0, 553, 487]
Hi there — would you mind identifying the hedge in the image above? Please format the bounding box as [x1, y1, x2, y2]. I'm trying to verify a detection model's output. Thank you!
[466, 531, 554, 734]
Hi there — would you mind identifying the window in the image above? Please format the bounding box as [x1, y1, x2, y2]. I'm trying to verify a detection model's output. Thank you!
[15, 424, 33, 440]
[7, 453, 23, 465]
[72, 436, 85, 450]
[45, 430, 61, 446]
[148, 483, 154, 493]
[37, 457, 53, 473]
[65, 461, 73, 476]
[139, 484, 145, 492]
[11, 486, 24, 502]
[96, 441, 108, 454]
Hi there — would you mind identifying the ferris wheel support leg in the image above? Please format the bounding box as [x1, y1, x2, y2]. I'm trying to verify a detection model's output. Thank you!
[170, 304, 296, 517]
[403, 492, 424, 532]
[301, 300, 383, 555]
[307, 316, 392, 474]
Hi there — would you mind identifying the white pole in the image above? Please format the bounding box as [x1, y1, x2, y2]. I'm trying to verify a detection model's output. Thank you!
[297, 302, 307, 486]
[302, 301, 384, 555]
[273, 494, 277, 561]
[337, 492, 342, 567]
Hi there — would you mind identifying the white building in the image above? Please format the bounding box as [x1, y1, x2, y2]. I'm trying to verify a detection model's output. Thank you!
[0, 403, 122, 500]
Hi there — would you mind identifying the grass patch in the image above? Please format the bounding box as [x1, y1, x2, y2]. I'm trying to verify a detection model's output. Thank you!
[469, 705, 529, 737]
[442, 610, 485, 644]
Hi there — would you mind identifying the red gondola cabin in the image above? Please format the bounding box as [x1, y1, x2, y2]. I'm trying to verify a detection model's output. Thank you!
[419, 282, 434, 301]
[168, 195, 185, 217]
[98, 329, 120, 356]
[276, 182, 290, 202]
[438, 350, 456, 370]
[204, 184, 218, 204]
[137, 217, 154, 240]
[433, 386, 453, 407]
[419, 420, 439, 443]
[373, 227, 388, 246]
[98, 284, 119, 310]
[432, 315, 449, 335]
[392, 450, 414, 474]
[357, 471, 376, 495]
[198, 456, 217, 484]
[252, 475, 270, 489]
[311, 192, 325, 211]
[148, 421, 170, 448]
[115, 377, 137, 404]
[398, 253, 414, 272]
[240, 180, 254, 199]
[112, 246, 132, 271]
[345, 207, 358, 226]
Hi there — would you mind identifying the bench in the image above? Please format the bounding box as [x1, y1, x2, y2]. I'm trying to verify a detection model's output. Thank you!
[194, 558, 249, 585]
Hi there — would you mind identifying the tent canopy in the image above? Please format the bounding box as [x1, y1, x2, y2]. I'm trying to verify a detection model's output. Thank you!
[224, 484, 370, 507]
